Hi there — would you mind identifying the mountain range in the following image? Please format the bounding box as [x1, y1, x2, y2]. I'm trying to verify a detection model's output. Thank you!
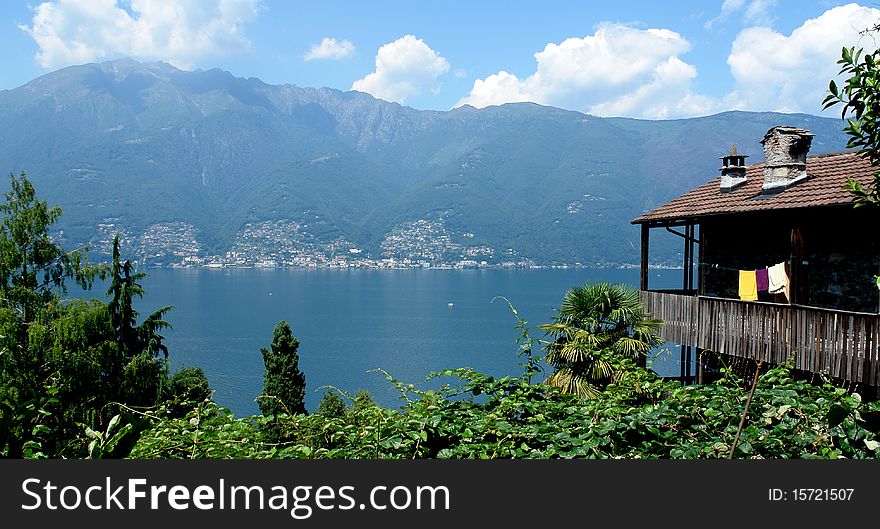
[0, 58, 854, 266]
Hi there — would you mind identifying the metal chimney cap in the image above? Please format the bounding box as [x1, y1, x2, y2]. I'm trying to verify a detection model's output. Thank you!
[719, 144, 749, 160]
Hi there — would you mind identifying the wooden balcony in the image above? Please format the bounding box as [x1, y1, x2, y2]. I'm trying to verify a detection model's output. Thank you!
[640, 290, 880, 385]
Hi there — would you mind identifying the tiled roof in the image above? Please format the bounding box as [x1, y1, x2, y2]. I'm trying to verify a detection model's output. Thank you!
[632, 151, 877, 225]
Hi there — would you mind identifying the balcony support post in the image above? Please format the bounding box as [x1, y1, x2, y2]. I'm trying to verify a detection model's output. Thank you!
[640, 223, 650, 291]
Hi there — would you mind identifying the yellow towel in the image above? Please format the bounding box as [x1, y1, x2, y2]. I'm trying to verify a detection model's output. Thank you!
[739, 270, 758, 301]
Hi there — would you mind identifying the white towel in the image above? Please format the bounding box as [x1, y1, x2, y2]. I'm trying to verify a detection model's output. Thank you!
[768, 262, 788, 295]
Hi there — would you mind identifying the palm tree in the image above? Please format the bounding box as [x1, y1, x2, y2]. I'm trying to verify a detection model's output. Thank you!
[539, 282, 662, 398]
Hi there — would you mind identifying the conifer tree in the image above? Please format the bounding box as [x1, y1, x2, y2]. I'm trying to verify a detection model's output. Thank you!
[259, 321, 307, 416]
[316, 390, 347, 418]
[106, 234, 172, 405]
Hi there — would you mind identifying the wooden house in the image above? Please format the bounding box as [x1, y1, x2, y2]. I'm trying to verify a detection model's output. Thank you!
[632, 126, 879, 389]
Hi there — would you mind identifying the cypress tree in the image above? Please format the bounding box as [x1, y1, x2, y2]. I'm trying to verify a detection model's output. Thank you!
[259, 321, 306, 416]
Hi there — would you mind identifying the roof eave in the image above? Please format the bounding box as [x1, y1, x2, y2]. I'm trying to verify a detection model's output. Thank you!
[630, 201, 859, 226]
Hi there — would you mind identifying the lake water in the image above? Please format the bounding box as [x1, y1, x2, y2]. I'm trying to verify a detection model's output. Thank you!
[97, 268, 682, 416]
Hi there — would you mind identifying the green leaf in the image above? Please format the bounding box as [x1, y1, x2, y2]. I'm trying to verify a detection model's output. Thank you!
[827, 404, 850, 428]
[107, 414, 122, 434]
[84, 427, 101, 441]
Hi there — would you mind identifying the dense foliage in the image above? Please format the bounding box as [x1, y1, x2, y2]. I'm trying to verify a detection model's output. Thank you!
[127, 295, 880, 460]
[129, 360, 880, 459]
[129, 293, 880, 460]
[0, 173, 200, 457]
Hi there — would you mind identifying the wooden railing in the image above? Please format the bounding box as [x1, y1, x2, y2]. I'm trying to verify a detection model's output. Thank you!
[640, 290, 880, 385]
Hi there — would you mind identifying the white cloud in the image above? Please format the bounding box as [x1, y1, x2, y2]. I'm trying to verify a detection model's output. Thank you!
[723, 0, 747, 12]
[20, 0, 261, 70]
[304, 37, 355, 61]
[705, 0, 746, 29]
[352, 35, 450, 104]
[456, 23, 715, 119]
[726, 3, 880, 114]
[743, 0, 777, 26]
[457, 70, 532, 108]
[589, 57, 716, 119]
[705, 0, 776, 29]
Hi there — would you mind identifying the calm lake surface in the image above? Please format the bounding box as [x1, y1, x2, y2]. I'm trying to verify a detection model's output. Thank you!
[96, 268, 682, 416]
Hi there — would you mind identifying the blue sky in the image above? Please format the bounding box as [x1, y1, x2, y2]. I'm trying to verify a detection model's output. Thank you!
[1, 0, 878, 118]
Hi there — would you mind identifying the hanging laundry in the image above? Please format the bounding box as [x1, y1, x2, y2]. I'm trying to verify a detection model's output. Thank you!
[768, 262, 789, 296]
[755, 268, 769, 292]
[738, 270, 758, 301]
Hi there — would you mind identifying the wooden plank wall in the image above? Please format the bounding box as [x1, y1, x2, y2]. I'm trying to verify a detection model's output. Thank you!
[640, 291, 880, 385]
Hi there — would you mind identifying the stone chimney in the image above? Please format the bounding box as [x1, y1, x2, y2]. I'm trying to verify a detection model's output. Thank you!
[760, 126, 814, 193]
[719, 144, 748, 192]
